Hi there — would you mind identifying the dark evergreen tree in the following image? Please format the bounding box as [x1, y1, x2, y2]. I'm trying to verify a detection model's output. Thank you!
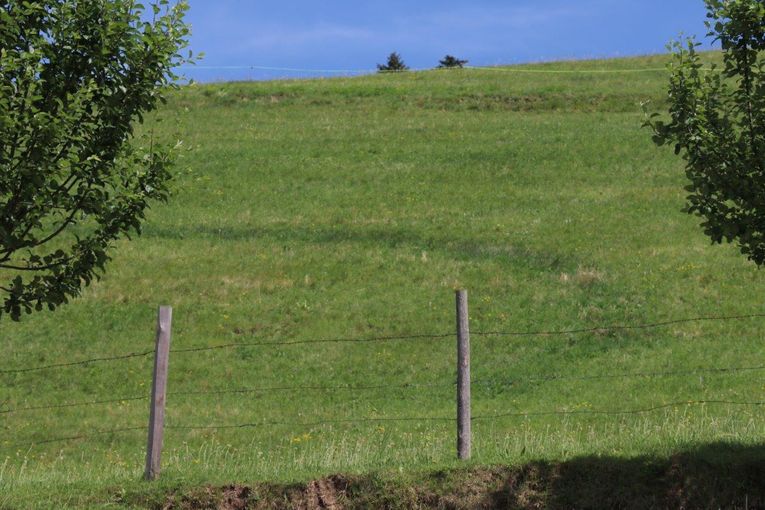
[438, 55, 468, 68]
[377, 52, 409, 72]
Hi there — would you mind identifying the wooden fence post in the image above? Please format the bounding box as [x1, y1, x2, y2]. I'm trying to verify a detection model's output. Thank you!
[145, 306, 172, 481]
[456, 290, 471, 460]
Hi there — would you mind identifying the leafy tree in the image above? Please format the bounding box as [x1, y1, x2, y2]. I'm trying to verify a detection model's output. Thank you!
[0, 0, 192, 321]
[646, 0, 765, 266]
[437, 55, 468, 69]
[377, 52, 408, 72]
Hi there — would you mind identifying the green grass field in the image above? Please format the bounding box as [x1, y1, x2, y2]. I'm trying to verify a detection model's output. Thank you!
[2, 52, 765, 508]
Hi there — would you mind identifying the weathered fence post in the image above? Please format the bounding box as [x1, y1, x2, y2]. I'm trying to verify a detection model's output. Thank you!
[145, 306, 172, 481]
[456, 290, 471, 460]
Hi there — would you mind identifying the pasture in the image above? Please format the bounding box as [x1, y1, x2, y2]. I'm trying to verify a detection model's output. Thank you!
[2, 52, 764, 508]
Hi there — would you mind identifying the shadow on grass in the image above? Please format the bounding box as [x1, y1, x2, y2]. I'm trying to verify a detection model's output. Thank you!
[143, 222, 575, 273]
[153, 442, 765, 509]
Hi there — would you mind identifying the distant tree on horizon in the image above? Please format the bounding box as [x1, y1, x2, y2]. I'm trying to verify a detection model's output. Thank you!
[377, 52, 409, 72]
[438, 55, 468, 69]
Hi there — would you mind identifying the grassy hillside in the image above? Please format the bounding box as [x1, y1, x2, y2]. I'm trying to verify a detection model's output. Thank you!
[2, 52, 765, 508]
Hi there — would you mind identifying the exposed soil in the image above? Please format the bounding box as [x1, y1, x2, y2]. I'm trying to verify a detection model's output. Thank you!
[160, 476, 350, 510]
[155, 443, 765, 510]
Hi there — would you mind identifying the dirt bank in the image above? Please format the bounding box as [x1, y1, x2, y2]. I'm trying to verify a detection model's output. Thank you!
[151, 443, 765, 509]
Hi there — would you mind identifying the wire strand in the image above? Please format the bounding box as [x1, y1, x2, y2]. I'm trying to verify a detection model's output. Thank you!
[166, 400, 765, 431]
[472, 364, 765, 386]
[0, 350, 153, 375]
[0, 382, 451, 415]
[473, 400, 765, 420]
[7, 426, 145, 449]
[170, 312, 765, 354]
[472, 313, 765, 338]
[5, 401, 764, 449]
[166, 415, 454, 431]
[5, 362, 762, 416]
[168, 380, 451, 397]
[170, 332, 453, 354]
[2, 312, 763, 374]
[0, 395, 148, 415]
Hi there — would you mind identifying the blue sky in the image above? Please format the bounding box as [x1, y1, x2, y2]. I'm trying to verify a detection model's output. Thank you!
[182, 0, 715, 82]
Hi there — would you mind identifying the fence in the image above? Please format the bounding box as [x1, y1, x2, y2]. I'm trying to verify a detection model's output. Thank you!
[2, 290, 765, 480]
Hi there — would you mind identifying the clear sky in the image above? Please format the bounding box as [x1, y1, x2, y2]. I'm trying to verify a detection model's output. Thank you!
[182, 0, 715, 82]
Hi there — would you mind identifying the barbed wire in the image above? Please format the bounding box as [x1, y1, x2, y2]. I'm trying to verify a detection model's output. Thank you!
[6, 360, 763, 417]
[169, 332, 453, 354]
[169, 380, 450, 398]
[0, 381, 451, 415]
[0, 369, 718, 415]
[0, 349, 153, 375]
[166, 415, 455, 431]
[168, 312, 765, 355]
[2, 312, 762, 375]
[473, 364, 765, 386]
[5, 399, 764, 450]
[0, 332, 452, 377]
[161, 400, 765, 432]
[0, 395, 148, 415]
[5, 426, 145, 449]
[471, 312, 765, 338]
[473, 400, 765, 420]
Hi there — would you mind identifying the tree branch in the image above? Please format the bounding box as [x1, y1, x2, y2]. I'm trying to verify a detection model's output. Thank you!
[0, 257, 72, 272]
[28, 199, 85, 249]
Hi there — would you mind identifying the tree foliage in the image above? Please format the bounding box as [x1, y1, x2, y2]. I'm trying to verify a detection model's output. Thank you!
[646, 0, 765, 266]
[377, 52, 408, 72]
[437, 55, 468, 69]
[0, 0, 191, 321]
